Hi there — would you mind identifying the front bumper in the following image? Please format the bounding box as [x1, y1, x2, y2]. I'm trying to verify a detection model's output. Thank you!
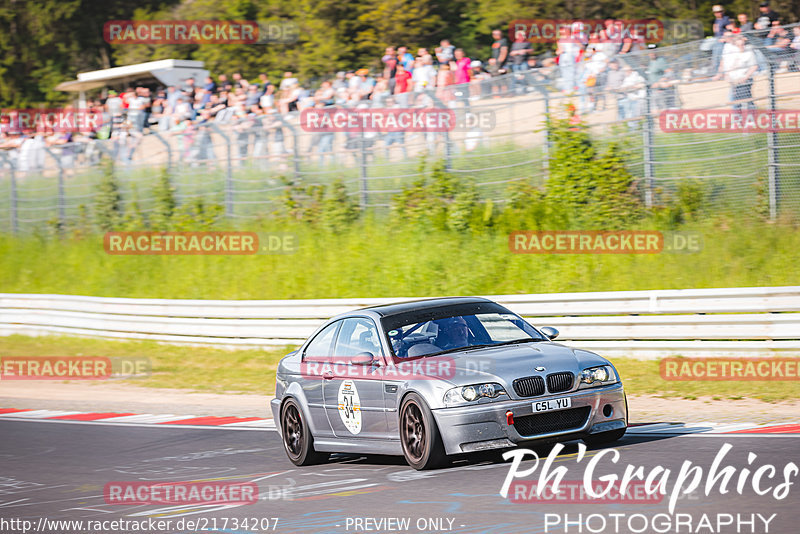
[431, 383, 627, 455]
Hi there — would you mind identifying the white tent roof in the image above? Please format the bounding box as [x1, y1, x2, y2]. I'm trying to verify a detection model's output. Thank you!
[56, 59, 208, 92]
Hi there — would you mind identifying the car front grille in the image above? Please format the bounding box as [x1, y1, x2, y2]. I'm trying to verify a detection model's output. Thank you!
[513, 406, 591, 436]
[513, 376, 545, 397]
[547, 372, 574, 393]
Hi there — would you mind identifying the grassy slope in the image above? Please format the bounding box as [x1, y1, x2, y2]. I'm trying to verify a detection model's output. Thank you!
[2, 220, 799, 299]
[1, 335, 798, 402]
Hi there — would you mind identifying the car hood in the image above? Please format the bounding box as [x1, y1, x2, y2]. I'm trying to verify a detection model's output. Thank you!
[434, 342, 610, 387]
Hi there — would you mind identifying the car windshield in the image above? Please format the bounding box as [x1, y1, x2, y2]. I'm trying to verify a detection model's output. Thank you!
[385, 310, 545, 359]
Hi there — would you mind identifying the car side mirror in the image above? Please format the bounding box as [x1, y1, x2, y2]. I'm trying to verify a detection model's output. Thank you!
[351, 352, 375, 365]
[540, 327, 559, 340]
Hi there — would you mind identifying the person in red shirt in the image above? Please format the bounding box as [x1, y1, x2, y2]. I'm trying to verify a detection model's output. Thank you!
[394, 63, 413, 105]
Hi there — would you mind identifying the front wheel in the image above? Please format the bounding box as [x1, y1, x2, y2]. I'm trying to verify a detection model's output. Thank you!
[399, 393, 447, 470]
[281, 399, 328, 466]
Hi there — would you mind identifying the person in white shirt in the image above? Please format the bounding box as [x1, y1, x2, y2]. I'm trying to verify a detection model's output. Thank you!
[725, 36, 758, 110]
[412, 55, 437, 92]
[619, 65, 645, 127]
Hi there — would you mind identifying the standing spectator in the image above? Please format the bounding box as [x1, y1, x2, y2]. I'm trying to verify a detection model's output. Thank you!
[618, 65, 645, 128]
[652, 68, 681, 110]
[232, 72, 249, 90]
[509, 30, 532, 93]
[509, 30, 532, 72]
[370, 77, 391, 105]
[645, 50, 667, 85]
[756, 1, 781, 31]
[217, 74, 233, 92]
[490, 29, 509, 69]
[737, 14, 753, 33]
[412, 54, 437, 92]
[711, 5, 731, 73]
[435, 39, 455, 65]
[764, 25, 794, 70]
[258, 74, 273, 95]
[580, 47, 608, 112]
[452, 48, 471, 84]
[332, 71, 347, 91]
[279, 72, 299, 91]
[128, 87, 150, 133]
[556, 24, 582, 93]
[725, 36, 758, 110]
[382, 47, 398, 94]
[150, 90, 169, 130]
[397, 46, 415, 71]
[314, 80, 336, 106]
[166, 85, 180, 110]
[394, 63, 413, 105]
[435, 63, 454, 103]
[183, 78, 196, 101]
[245, 84, 261, 107]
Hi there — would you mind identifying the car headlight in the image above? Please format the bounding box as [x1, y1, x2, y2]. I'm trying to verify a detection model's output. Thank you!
[579, 365, 617, 388]
[443, 383, 507, 406]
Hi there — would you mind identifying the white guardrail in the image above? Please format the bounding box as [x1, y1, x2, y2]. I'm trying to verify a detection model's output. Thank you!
[1, 287, 799, 358]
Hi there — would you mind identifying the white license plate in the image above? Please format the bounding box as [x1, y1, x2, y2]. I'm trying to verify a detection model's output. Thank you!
[533, 397, 572, 413]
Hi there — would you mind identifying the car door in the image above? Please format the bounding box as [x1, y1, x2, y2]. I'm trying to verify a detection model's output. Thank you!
[300, 320, 341, 438]
[322, 317, 389, 439]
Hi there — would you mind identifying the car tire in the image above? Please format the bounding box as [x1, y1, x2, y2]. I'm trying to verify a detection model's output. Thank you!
[582, 428, 626, 446]
[281, 399, 328, 466]
[399, 393, 447, 470]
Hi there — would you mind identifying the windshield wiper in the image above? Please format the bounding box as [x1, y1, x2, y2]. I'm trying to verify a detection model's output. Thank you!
[421, 338, 544, 358]
[429, 343, 498, 356]
[491, 338, 544, 347]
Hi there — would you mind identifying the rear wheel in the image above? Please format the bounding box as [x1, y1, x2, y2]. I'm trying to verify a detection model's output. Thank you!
[281, 399, 328, 466]
[400, 393, 447, 470]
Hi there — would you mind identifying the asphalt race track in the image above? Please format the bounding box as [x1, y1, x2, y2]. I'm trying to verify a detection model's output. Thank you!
[0, 419, 798, 534]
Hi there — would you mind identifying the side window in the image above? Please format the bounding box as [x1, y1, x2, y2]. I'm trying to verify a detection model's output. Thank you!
[303, 321, 340, 361]
[333, 318, 383, 358]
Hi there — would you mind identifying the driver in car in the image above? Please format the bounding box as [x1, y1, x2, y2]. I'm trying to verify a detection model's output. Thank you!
[435, 316, 470, 350]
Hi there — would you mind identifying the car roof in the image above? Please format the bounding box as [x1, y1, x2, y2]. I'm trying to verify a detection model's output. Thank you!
[358, 296, 493, 317]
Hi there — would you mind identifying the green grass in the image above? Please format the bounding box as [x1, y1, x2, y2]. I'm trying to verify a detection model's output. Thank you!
[0, 334, 292, 394]
[1, 335, 797, 401]
[614, 357, 800, 403]
[1, 218, 799, 299]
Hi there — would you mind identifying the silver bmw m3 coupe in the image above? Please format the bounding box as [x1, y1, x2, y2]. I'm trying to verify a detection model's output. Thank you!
[272, 297, 627, 469]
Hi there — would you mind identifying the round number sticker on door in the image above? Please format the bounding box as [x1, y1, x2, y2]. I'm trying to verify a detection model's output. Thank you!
[337, 380, 362, 435]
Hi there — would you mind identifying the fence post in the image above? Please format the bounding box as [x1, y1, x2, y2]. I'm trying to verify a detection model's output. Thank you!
[767, 62, 779, 220]
[274, 114, 301, 182]
[430, 93, 452, 171]
[0, 152, 18, 234]
[542, 90, 550, 180]
[152, 131, 173, 171]
[642, 83, 655, 209]
[43, 146, 66, 229]
[210, 123, 234, 217]
[359, 133, 368, 210]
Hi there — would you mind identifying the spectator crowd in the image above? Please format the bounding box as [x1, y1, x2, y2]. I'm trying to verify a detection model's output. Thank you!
[2, 5, 799, 170]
